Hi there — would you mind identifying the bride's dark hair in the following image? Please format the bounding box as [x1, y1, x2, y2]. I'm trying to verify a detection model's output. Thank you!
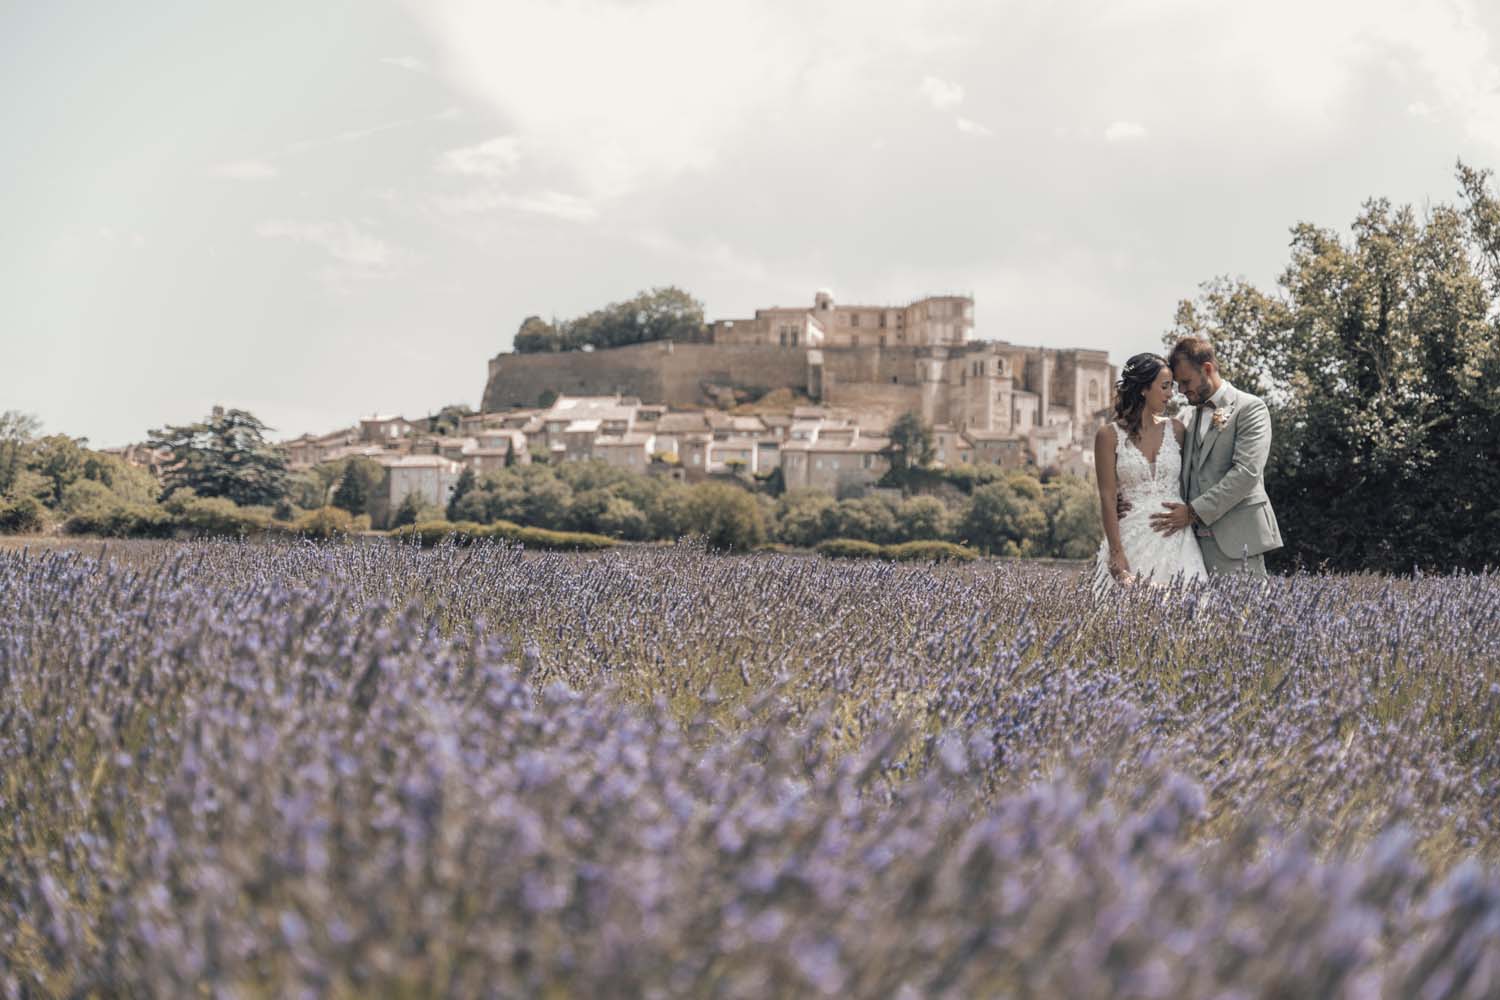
[1112, 353, 1167, 436]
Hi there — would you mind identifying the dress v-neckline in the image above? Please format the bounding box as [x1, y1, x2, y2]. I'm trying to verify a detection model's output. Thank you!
[1122, 423, 1167, 477]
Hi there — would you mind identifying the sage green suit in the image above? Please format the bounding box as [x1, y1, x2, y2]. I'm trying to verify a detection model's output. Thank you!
[1180, 383, 1282, 576]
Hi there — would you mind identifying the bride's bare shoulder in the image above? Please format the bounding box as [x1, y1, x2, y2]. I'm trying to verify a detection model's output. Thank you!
[1094, 422, 1119, 447]
[1169, 416, 1186, 442]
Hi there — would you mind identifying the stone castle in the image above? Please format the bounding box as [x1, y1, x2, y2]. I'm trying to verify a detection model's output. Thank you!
[482, 290, 1116, 447]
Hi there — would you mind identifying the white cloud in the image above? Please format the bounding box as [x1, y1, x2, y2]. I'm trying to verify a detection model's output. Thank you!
[956, 116, 992, 136]
[1103, 121, 1148, 142]
[920, 75, 965, 111]
[437, 135, 522, 177]
[435, 188, 597, 223]
[380, 55, 427, 72]
[212, 160, 278, 180]
[254, 220, 393, 276]
[405, 0, 962, 200]
[1407, 101, 1433, 117]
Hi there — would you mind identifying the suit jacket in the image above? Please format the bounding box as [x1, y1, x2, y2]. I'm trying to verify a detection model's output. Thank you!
[1180, 382, 1283, 560]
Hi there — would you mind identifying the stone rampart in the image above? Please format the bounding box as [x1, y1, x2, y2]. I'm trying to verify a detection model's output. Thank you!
[481, 341, 815, 411]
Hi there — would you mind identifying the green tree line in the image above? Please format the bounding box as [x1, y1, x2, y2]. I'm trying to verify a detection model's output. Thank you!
[1171, 160, 1500, 572]
[512, 286, 706, 353]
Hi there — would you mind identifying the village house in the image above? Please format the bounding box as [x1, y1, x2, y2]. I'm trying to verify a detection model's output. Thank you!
[962, 429, 1027, 469]
[377, 453, 464, 512]
[710, 436, 760, 475]
[359, 414, 417, 443]
[780, 435, 892, 494]
[929, 425, 972, 467]
[285, 427, 360, 468]
[650, 411, 711, 459]
[592, 431, 657, 472]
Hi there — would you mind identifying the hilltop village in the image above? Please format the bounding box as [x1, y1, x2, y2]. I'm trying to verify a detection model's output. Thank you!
[281, 291, 1117, 518]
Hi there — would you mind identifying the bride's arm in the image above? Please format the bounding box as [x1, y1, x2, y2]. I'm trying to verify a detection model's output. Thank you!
[1094, 425, 1130, 581]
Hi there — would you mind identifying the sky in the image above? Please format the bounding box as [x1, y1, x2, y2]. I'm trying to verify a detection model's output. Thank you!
[5, 0, 1500, 446]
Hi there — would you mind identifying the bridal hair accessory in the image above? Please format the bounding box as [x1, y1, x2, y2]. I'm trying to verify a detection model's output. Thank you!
[1116, 354, 1162, 392]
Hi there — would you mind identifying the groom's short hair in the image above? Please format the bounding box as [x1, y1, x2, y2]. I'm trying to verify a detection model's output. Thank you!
[1168, 336, 1216, 371]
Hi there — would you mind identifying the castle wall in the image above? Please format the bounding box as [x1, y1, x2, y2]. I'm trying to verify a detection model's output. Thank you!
[480, 338, 1119, 444]
[481, 341, 815, 411]
[823, 382, 924, 422]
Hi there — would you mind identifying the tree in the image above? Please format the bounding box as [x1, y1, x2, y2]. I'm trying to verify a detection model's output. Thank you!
[286, 469, 330, 511]
[148, 408, 289, 508]
[512, 288, 707, 354]
[391, 492, 426, 528]
[895, 495, 950, 541]
[960, 478, 1048, 556]
[1168, 161, 1500, 571]
[774, 489, 836, 547]
[596, 496, 649, 540]
[331, 457, 384, 517]
[1043, 475, 1101, 559]
[29, 435, 88, 507]
[0, 410, 41, 496]
[514, 315, 561, 354]
[889, 411, 934, 471]
[447, 466, 477, 521]
[685, 482, 767, 551]
[823, 495, 900, 544]
[427, 404, 474, 437]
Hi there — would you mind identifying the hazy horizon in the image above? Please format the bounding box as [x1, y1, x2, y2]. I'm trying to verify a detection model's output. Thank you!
[6, 0, 1500, 447]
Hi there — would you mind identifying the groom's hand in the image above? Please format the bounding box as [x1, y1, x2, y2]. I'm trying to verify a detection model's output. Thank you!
[1116, 494, 1132, 519]
[1150, 502, 1195, 536]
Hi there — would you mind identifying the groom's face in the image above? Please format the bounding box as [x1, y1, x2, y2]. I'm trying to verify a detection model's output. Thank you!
[1173, 360, 1212, 405]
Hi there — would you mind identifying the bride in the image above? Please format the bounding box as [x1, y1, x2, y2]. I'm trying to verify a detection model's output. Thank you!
[1092, 352, 1207, 594]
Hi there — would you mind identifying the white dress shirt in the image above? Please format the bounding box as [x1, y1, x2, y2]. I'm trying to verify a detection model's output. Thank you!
[1196, 380, 1232, 442]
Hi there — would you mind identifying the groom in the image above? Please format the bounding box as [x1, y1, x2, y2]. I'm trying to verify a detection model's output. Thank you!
[1144, 336, 1282, 576]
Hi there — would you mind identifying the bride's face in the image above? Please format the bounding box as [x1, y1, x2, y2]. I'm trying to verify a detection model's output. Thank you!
[1145, 367, 1175, 413]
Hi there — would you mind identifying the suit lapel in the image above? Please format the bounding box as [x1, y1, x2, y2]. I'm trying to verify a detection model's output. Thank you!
[1181, 408, 1199, 496]
[1195, 384, 1236, 470]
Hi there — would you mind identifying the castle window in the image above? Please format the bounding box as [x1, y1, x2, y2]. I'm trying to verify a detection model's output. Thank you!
[852, 335, 859, 348]
[851, 313, 860, 327]
[1088, 381, 1100, 404]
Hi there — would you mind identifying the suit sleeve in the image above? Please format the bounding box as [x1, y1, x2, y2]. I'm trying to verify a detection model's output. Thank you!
[1188, 397, 1271, 525]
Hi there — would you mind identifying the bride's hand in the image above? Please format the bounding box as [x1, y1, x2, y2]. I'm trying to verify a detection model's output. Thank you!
[1108, 550, 1132, 584]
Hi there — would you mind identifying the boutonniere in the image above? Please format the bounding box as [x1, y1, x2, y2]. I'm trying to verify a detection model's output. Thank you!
[1211, 406, 1233, 431]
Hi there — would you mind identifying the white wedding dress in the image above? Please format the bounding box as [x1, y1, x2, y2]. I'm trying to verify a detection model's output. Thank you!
[1092, 422, 1208, 596]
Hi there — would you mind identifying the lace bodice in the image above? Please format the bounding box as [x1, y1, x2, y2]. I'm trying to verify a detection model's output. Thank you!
[1114, 421, 1182, 506]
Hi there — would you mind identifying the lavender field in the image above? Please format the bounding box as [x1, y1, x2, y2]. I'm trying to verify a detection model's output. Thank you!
[2, 540, 1498, 997]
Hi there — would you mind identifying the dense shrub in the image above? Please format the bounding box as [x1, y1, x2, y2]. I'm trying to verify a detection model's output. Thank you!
[388, 519, 487, 546]
[293, 506, 361, 540]
[815, 538, 979, 562]
[815, 537, 885, 559]
[173, 496, 271, 537]
[390, 519, 617, 551]
[884, 539, 978, 562]
[62, 501, 174, 538]
[0, 495, 46, 534]
[488, 521, 617, 551]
